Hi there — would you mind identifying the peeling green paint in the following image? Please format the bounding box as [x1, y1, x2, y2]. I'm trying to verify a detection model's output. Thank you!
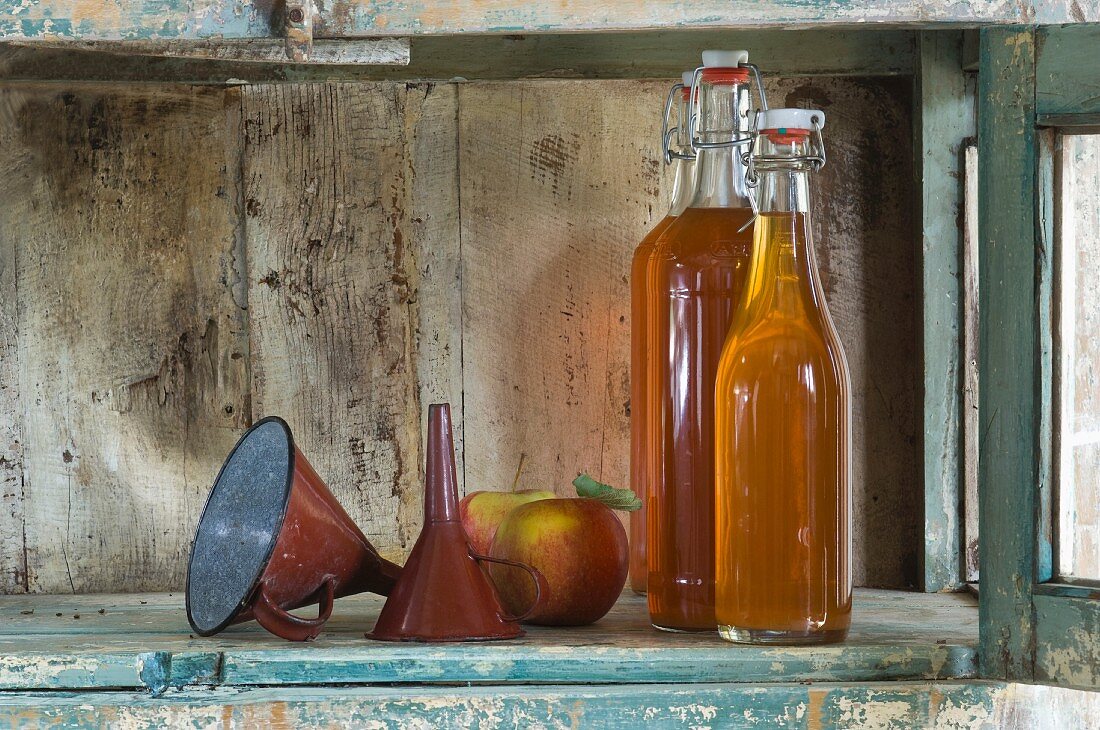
[1, 1, 1098, 42]
[977, 25, 1039, 682]
[0, 681, 1012, 728]
[0, 590, 977, 691]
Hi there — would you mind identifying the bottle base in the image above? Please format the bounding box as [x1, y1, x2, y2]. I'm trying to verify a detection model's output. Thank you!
[651, 623, 715, 634]
[717, 624, 848, 645]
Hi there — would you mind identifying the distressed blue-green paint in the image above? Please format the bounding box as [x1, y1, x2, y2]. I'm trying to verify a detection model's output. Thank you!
[165, 651, 223, 689]
[1032, 22, 1100, 692]
[0, 653, 144, 690]
[1, 1, 1097, 42]
[980, 22, 1100, 690]
[977, 25, 1039, 681]
[915, 30, 971, 594]
[312, 1, 1088, 37]
[1034, 581, 1100, 600]
[0, 590, 976, 690]
[0, 681, 1007, 728]
[1034, 593, 1100, 689]
[1036, 24, 1100, 118]
[137, 651, 171, 696]
[0, 0, 269, 42]
[220, 642, 977, 686]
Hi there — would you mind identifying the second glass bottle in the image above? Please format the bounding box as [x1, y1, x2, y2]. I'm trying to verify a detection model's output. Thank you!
[646, 50, 759, 631]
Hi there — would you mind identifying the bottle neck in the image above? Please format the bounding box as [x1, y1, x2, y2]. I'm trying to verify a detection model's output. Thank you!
[666, 91, 696, 217]
[668, 156, 696, 217]
[690, 77, 752, 209]
[754, 135, 815, 215]
[757, 168, 811, 215]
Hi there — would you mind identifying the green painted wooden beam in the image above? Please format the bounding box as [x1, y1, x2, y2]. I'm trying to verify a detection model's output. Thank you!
[977, 25, 1039, 681]
[1034, 593, 1100, 688]
[0, 590, 977, 691]
[0, 681, 1006, 727]
[1036, 24, 1100, 118]
[2, 1, 1098, 42]
[915, 30, 972, 593]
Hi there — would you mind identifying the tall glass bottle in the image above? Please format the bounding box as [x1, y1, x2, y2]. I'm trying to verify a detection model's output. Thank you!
[647, 51, 758, 631]
[630, 72, 697, 595]
[715, 109, 852, 644]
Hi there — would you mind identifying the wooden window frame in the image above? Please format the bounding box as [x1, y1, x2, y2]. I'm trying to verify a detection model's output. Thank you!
[979, 23, 1100, 688]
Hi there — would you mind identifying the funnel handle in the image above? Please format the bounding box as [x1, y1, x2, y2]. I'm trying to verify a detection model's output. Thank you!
[472, 552, 549, 623]
[253, 575, 336, 642]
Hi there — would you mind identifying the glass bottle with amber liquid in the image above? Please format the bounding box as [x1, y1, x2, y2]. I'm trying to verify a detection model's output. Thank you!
[715, 108, 852, 644]
[647, 51, 762, 631]
[629, 71, 697, 595]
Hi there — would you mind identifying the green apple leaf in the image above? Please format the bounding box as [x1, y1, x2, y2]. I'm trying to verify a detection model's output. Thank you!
[572, 473, 642, 512]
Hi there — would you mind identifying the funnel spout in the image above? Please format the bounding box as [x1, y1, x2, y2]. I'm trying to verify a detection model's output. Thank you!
[425, 404, 460, 523]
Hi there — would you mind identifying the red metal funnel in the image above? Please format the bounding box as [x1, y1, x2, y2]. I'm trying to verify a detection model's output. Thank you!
[368, 403, 547, 642]
[187, 417, 402, 642]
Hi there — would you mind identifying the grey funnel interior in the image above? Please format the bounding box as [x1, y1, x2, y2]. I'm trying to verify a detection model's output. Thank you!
[186, 418, 293, 635]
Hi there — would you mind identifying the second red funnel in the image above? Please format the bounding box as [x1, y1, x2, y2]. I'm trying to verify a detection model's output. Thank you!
[367, 403, 547, 642]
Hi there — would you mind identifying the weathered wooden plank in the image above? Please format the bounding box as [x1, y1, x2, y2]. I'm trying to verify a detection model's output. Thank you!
[220, 590, 978, 686]
[0, 84, 250, 593]
[0, 29, 917, 84]
[0, 681, 1010, 728]
[1036, 25, 1100, 118]
[0, 589, 977, 690]
[3, 0, 1098, 42]
[459, 77, 919, 587]
[5, 38, 411, 65]
[242, 82, 461, 562]
[915, 31, 972, 593]
[999, 681, 1100, 729]
[962, 142, 980, 583]
[1033, 593, 1100, 689]
[0, 136, 24, 593]
[977, 26, 1038, 680]
[457, 79, 667, 512]
[0, 0, 269, 41]
[1036, 128, 1056, 584]
[406, 86, 464, 468]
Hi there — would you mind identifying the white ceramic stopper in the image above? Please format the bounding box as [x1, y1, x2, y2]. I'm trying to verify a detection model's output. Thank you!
[701, 50, 749, 68]
[756, 108, 825, 131]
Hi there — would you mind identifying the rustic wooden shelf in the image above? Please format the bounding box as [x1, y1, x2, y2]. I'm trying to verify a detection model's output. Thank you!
[0, 589, 976, 694]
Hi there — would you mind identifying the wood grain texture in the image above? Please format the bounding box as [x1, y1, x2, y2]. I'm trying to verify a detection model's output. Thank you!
[915, 31, 972, 592]
[459, 77, 918, 587]
[1034, 592, 1100, 689]
[242, 83, 460, 563]
[0, 138, 24, 593]
[9, 38, 411, 65]
[999, 681, 1100, 729]
[0, 589, 976, 691]
[458, 79, 667, 507]
[0, 682, 1009, 728]
[977, 25, 1038, 681]
[0, 84, 250, 593]
[0, 29, 918, 84]
[4, 0, 1098, 42]
[963, 142, 980, 583]
[1037, 24, 1100, 118]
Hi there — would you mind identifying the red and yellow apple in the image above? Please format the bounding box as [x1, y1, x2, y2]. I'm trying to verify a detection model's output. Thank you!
[488, 497, 628, 626]
[459, 489, 555, 555]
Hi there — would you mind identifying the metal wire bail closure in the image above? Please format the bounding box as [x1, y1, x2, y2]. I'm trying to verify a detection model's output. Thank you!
[660, 82, 694, 164]
[688, 62, 770, 155]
